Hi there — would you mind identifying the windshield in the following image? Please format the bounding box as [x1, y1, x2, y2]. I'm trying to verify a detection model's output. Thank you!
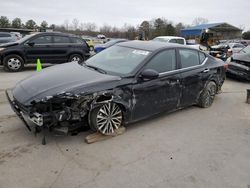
[85, 46, 151, 76]
[240, 45, 250, 53]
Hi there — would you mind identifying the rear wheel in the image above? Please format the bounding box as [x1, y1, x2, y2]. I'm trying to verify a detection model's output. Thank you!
[89, 102, 123, 135]
[68, 54, 84, 63]
[3, 54, 24, 72]
[198, 81, 217, 108]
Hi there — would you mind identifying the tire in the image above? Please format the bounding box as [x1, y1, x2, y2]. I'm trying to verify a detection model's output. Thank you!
[89, 102, 123, 135]
[68, 54, 84, 63]
[198, 81, 217, 108]
[3, 54, 24, 72]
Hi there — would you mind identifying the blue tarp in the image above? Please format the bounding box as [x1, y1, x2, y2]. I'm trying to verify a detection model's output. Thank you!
[181, 23, 223, 37]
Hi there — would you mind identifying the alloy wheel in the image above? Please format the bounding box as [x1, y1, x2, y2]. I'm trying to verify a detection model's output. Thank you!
[204, 85, 216, 107]
[96, 103, 122, 135]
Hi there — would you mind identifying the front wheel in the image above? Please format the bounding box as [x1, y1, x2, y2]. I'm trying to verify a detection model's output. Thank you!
[89, 103, 123, 135]
[68, 54, 84, 63]
[198, 81, 217, 108]
[3, 54, 24, 72]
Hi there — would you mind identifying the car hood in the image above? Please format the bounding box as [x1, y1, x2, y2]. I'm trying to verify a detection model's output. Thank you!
[232, 53, 250, 63]
[94, 44, 106, 48]
[13, 62, 121, 105]
[0, 42, 19, 47]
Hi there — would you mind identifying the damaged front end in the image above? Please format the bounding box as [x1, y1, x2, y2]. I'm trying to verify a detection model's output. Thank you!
[6, 89, 118, 144]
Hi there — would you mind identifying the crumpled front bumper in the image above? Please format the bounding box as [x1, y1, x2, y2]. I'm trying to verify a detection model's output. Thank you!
[5, 89, 43, 131]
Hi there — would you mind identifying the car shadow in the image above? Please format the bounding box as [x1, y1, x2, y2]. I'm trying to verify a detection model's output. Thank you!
[226, 74, 250, 83]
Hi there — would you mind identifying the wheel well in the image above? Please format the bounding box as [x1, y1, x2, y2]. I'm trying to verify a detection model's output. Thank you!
[68, 53, 84, 60]
[2, 52, 25, 63]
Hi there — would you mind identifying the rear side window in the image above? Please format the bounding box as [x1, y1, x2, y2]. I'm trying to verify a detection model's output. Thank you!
[54, 36, 70, 43]
[169, 39, 177, 44]
[199, 52, 206, 63]
[0, 33, 11, 37]
[31, 36, 52, 44]
[71, 37, 84, 44]
[179, 49, 200, 68]
[176, 39, 184, 45]
[144, 49, 176, 73]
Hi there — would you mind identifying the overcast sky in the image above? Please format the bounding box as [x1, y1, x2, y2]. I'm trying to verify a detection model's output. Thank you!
[1, 0, 250, 30]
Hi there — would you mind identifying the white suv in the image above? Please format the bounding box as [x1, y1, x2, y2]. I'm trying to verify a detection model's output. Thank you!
[152, 36, 186, 45]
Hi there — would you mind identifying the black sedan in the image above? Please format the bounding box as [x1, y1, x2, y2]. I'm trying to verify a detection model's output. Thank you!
[6, 41, 226, 142]
[227, 45, 250, 80]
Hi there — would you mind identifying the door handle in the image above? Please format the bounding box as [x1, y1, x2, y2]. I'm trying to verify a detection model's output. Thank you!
[166, 79, 180, 85]
[202, 68, 210, 73]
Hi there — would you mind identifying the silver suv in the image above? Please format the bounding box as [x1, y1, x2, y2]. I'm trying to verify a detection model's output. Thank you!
[0, 32, 18, 44]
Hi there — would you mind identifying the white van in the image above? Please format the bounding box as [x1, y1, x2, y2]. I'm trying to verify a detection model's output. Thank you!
[152, 36, 186, 45]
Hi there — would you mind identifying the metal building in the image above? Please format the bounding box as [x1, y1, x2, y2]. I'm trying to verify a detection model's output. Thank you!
[181, 23, 242, 42]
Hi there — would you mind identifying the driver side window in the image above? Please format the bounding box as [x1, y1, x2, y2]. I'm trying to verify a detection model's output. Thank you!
[144, 49, 176, 73]
[31, 36, 52, 44]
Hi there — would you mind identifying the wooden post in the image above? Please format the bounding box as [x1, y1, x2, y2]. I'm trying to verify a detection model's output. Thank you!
[85, 126, 126, 144]
[247, 89, 250, 104]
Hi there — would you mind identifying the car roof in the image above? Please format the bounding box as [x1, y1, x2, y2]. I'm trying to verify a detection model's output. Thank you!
[118, 40, 188, 51]
[154, 36, 185, 40]
[35, 32, 80, 38]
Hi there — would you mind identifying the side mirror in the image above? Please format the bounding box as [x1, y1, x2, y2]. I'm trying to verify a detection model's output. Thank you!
[140, 69, 159, 80]
[27, 42, 35, 46]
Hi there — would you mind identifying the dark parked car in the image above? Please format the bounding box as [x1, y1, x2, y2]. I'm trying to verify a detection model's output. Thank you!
[0, 32, 18, 44]
[6, 41, 226, 144]
[227, 45, 250, 80]
[0, 32, 90, 72]
[94, 39, 128, 53]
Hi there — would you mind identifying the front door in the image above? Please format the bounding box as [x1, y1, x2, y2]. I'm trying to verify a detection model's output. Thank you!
[24, 35, 53, 63]
[50, 35, 71, 63]
[131, 49, 181, 120]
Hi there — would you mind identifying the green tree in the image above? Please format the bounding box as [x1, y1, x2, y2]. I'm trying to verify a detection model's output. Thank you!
[25, 19, 36, 29]
[40, 20, 48, 28]
[165, 24, 176, 36]
[175, 22, 185, 36]
[12, 18, 22, 28]
[242, 31, 250, 40]
[140, 21, 150, 40]
[49, 24, 56, 30]
[0, 16, 10, 28]
[153, 18, 166, 37]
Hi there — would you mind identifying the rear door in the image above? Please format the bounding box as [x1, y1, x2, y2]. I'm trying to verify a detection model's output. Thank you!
[70, 37, 89, 57]
[132, 49, 181, 120]
[24, 35, 53, 63]
[178, 48, 207, 107]
[50, 35, 71, 63]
